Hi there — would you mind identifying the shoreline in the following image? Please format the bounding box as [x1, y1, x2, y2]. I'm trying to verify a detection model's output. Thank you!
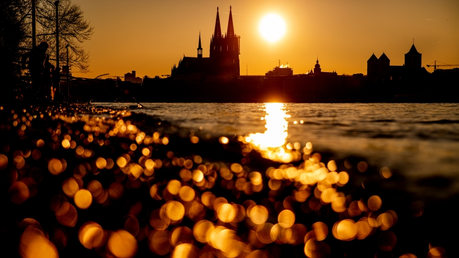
[0, 101, 456, 257]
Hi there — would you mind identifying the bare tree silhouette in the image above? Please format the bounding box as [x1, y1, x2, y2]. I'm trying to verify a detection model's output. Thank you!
[22, 0, 94, 73]
[0, 0, 27, 95]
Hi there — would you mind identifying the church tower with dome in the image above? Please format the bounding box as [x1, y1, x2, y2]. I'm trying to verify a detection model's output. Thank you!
[311, 58, 336, 76]
[314, 59, 321, 74]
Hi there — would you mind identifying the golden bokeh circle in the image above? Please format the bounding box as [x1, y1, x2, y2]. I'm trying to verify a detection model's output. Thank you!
[278, 209, 295, 228]
[250, 205, 269, 225]
[78, 222, 106, 249]
[166, 201, 185, 221]
[368, 195, 382, 211]
[179, 185, 195, 202]
[217, 203, 237, 223]
[193, 220, 215, 244]
[171, 243, 199, 258]
[107, 229, 138, 258]
[74, 189, 93, 209]
[9, 181, 30, 204]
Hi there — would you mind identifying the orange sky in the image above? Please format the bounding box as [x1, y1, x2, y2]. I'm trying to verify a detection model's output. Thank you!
[72, 0, 459, 79]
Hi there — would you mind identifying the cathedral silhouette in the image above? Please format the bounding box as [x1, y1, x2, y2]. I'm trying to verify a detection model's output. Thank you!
[171, 7, 240, 78]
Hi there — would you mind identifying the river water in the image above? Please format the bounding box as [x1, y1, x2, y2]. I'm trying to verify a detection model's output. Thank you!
[93, 102, 459, 199]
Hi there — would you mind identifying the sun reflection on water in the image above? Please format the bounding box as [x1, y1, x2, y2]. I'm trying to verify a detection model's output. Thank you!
[247, 103, 289, 148]
[244, 103, 301, 163]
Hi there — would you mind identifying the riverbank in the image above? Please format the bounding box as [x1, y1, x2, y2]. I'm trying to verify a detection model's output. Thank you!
[0, 101, 455, 257]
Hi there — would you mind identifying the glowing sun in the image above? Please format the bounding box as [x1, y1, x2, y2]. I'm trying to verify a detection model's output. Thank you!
[259, 14, 286, 43]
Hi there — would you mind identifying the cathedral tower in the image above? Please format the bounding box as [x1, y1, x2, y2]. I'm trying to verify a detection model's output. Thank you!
[171, 7, 240, 77]
[210, 7, 240, 77]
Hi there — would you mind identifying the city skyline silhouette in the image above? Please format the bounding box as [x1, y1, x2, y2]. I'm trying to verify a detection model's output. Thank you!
[71, 1, 459, 79]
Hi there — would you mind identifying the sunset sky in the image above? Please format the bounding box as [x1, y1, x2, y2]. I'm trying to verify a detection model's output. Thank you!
[72, 0, 459, 79]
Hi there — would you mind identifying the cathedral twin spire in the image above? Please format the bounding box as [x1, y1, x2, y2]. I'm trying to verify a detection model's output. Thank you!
[177, 7, 240, 77]
[198, 7, 238, 58]
[213, 6, 235, 39]
[226, 6, 235, 38]
[198, 6, 240, 76]
[214, 7, 222, 38]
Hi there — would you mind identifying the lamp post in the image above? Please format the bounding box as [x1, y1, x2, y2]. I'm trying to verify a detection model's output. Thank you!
[66, 44, 69, 102]
[54, 1, 60, 93]
[32, 0, 36, 48]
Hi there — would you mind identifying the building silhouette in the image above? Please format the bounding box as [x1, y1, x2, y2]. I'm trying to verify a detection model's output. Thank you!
[265, 61, 293, 76]
[404, 44, 422, 69]
[171, 7, 240, 78]
[124, 70, 142, 83]
[311, 58, 337, 76]
[314, 59, 321, 74]
[138, 18, 458, 103]
[367, 43, 427, 81]
[367, 53, 390, 81]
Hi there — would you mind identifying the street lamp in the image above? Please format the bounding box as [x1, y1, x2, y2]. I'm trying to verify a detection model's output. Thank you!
[66, 44, 69, 102]
[54, 0, 60, 94]
[32, 0, 36, 48]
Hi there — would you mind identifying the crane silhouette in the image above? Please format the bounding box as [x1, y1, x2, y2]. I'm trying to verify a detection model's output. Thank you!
[426, 61, 459, 70]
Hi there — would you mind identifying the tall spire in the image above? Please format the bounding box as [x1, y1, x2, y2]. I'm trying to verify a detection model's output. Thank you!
[197, 31, 202, 58]
[227, 6, 235, 38]
[214, 7, 222, 38]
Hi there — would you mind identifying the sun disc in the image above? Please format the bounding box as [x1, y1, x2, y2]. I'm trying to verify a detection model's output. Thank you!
[259, 14, 286, 43]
